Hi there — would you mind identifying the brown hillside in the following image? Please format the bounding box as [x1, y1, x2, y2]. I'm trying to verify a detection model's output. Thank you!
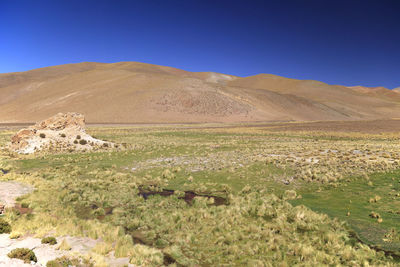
[0, 62, 399, 123]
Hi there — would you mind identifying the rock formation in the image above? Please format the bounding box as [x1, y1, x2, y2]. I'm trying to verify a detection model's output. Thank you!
[9, 112, 113, 154]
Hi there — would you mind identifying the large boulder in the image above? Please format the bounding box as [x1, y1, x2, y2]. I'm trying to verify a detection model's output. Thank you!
[9, 112, 113, 154]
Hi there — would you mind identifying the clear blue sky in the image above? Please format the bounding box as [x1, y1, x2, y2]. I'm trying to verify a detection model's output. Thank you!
[0, 0, 399, 88]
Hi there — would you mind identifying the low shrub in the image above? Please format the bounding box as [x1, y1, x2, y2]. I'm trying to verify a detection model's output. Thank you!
[73, 140, 78, 144]
[39, 133, 46, 138]
[7, 248, 37, 263]
[79, 139, 87, 145]
[0, 218, 11, 234]
[42, 236, 57, 245]
[60, 133, 66, 138]
[76, 135, 81, 140]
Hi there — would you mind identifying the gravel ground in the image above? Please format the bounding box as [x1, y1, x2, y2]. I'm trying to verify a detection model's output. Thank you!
[0, 182, 33, 208]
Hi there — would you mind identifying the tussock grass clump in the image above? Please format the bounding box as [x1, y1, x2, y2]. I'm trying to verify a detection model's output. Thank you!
[369, 195, 381, 203]
[57, 239, 71, 250]
[92, 242, 113, 255]
[163, 245, 191, 265]
[46, 256, 81, 267]
[129, 244, 164, 266]
[283, 190, 297, 200]
[41, 236, 57, 245]
[115, 235, 134, 257]
[7, 248, 37, 263]
[384, 228, 400, 242]
[369, 211, 381, 219]
[9, 231, 22, 239]
[162, 169, 175, 179]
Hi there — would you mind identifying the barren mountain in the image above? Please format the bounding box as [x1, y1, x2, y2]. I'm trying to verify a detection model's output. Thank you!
[0, 62, 399, 123]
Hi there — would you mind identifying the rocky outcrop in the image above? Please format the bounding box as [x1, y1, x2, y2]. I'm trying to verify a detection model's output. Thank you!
[34, 112, 85, 131]
[9, 112, 113, 154]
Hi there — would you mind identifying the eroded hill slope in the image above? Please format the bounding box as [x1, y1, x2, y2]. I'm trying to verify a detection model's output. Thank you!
[0, 62, 399, 123]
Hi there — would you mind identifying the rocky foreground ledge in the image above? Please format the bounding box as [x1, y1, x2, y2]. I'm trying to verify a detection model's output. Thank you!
[9, 112, 114, 154]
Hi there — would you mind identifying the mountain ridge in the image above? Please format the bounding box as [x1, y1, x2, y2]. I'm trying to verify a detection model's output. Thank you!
[0, 62, 399, 123]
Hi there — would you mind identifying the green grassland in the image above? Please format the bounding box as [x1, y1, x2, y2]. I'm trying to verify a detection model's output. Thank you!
[1, 125, 400, 266]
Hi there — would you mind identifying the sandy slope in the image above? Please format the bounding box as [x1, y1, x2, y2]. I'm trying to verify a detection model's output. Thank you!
[0, 62, 399, 123]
